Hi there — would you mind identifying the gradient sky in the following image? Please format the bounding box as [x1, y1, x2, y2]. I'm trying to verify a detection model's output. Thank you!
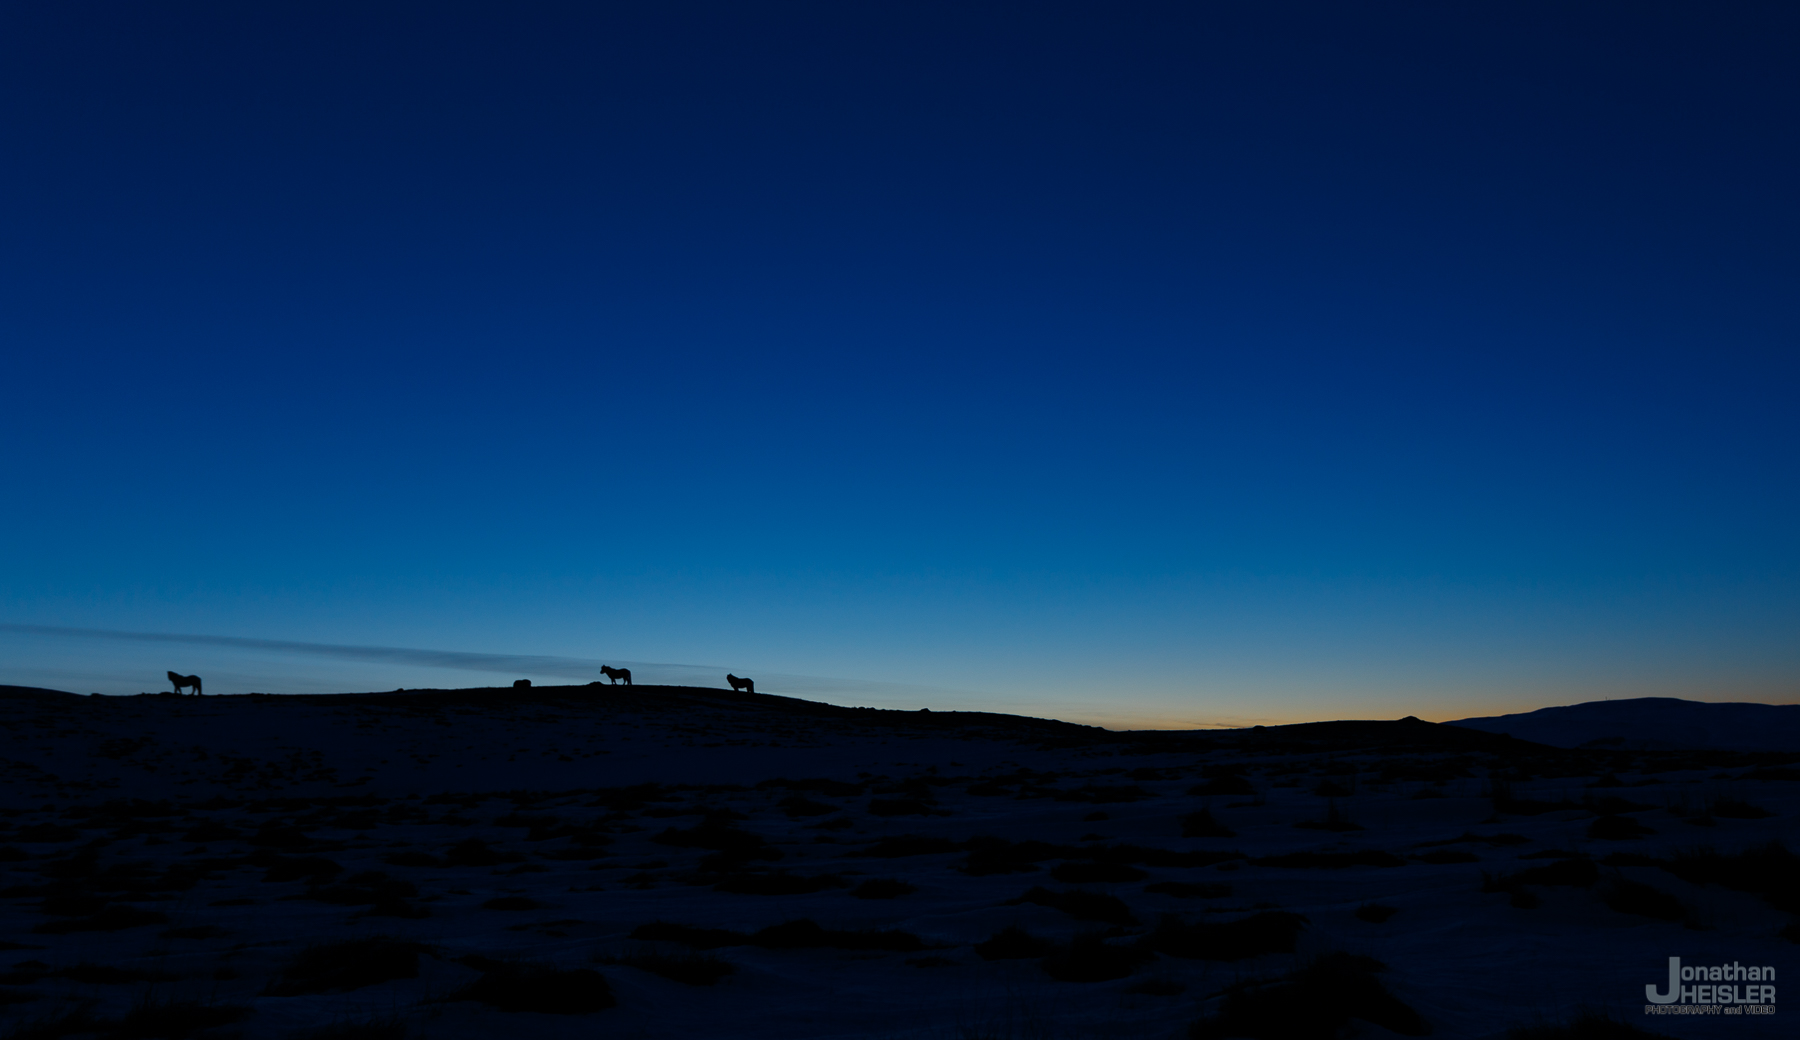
[3, 3, 1797, 728]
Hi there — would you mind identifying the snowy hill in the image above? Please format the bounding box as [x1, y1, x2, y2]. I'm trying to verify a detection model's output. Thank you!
[0, 684, 1792, 1039]
[1447, 696, 1800, 751]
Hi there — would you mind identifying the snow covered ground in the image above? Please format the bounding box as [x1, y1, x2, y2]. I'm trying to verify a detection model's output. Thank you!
[0, 684, 1793, 1039]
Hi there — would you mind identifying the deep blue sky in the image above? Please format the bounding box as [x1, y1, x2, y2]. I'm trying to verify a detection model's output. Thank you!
[3, 3, 1796, 726]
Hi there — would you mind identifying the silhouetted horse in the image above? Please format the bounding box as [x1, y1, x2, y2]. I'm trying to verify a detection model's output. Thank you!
[600, 665, 632, 686]
[167, 671, 202, 696]
[513, 679, 531, 689]
[727, 673, 754, 694]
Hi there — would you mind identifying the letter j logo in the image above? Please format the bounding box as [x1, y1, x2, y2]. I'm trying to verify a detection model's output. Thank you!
[1647, 957, 1681, 1004]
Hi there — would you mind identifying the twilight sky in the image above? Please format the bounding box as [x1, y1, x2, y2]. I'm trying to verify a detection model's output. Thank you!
[2, 3, 1796, 728]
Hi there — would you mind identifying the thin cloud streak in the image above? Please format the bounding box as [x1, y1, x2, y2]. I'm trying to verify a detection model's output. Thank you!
[0, 623, 969, 703]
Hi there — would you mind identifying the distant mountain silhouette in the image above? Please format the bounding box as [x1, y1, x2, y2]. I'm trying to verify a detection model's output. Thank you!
[0, 684, 81, 699]
[1446, 697, 1800, 752]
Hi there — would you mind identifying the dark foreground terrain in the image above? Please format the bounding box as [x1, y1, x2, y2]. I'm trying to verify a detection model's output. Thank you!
[0, 683, 1793, 1039]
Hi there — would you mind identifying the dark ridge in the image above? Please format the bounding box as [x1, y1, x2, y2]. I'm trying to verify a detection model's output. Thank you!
[0, 685, 81, 700]
[1139, 715, 1548, 756]
[274, 684, 1109, 739]
[28, 681, 1535, 756]
[26, 683, 1795, 797]
[23, 685, 1795, 780]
